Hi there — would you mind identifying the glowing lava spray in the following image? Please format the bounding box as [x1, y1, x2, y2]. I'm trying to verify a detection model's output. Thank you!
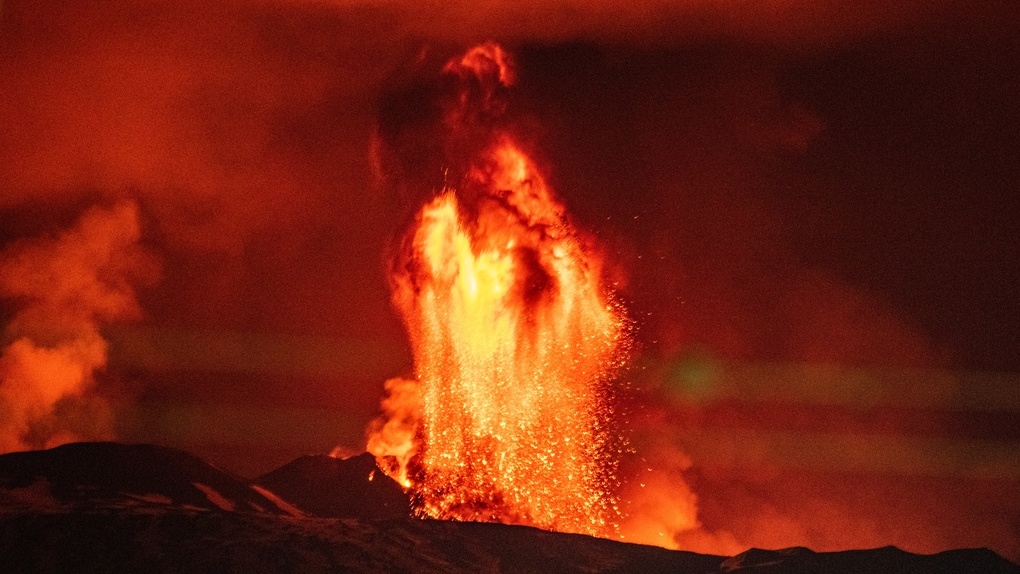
[368, 43, 628, 535]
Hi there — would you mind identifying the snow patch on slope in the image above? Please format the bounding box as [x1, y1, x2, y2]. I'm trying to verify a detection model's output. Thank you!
[251, 484, 305, 518]
[192, 482, 235, 511]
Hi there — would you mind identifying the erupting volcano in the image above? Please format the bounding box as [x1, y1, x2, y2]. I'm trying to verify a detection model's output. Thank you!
[367, 43, 629, 535]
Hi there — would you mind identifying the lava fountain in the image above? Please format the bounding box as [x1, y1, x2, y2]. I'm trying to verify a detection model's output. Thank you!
[367, 43, 629, 536]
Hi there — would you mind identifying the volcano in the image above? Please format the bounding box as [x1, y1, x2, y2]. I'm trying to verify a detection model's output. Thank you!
[0, 441, 300, 515]
[254, 452, 409, 520]
[1, 442, 1017, 574]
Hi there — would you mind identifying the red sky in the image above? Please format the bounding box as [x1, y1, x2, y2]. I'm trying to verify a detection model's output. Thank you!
[1, 0, 1018, 561]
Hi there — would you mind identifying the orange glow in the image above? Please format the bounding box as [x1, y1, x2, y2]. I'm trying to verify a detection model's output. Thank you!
[0, 201, 153, 453]
[366, 377, 420, 488]
[443, 42, 516, 87]
[368, 44, 628, 536]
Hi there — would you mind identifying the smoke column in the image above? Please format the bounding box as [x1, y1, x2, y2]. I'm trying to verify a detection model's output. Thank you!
[0, 201, 156, 453]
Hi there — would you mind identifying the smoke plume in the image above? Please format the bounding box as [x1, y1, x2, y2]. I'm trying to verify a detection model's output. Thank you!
[0, 201, 156, 452]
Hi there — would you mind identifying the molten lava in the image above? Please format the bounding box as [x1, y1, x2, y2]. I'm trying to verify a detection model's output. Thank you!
[367, 43, 628, 536]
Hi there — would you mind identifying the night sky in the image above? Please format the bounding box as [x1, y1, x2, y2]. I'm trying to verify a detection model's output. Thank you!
[1, 0, 1018, 560]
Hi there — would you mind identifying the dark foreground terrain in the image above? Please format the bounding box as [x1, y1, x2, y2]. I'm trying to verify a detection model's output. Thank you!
[1, 443, 1016, 574]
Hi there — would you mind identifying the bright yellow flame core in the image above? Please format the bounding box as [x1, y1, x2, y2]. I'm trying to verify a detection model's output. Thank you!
[380, 140, 628, 535]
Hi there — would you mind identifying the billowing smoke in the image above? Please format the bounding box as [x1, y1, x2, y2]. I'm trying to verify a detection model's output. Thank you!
[0, 201, 156, 452]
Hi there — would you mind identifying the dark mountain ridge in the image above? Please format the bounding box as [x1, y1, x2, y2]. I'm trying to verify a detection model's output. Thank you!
[0, 441, 299, 515]
[0, 442, 1017, 574]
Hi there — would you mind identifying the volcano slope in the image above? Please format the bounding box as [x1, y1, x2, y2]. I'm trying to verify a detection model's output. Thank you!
[1, 442, 1017, 574]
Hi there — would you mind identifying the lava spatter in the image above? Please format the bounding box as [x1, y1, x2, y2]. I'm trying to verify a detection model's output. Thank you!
[367, 43, 629, 536]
